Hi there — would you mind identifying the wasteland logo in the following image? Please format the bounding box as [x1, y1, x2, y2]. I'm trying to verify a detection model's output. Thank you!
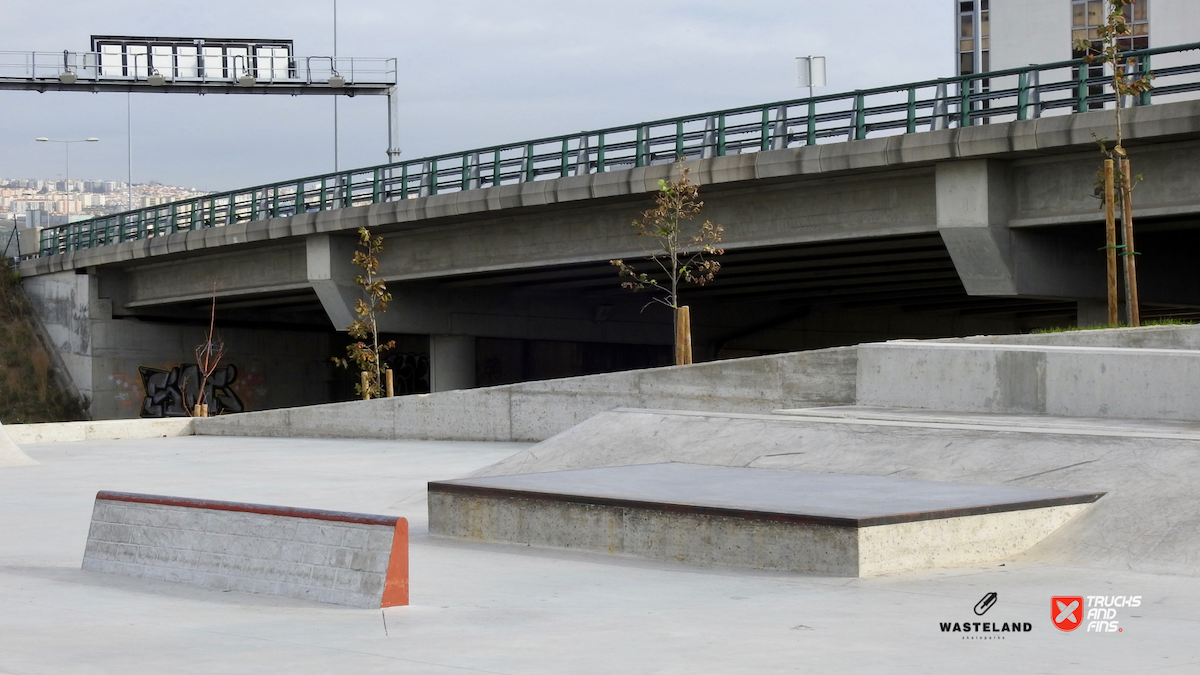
[939, 593, 1033, 639]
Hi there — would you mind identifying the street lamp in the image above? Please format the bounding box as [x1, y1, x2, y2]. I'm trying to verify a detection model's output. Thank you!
[35, 137, 99, 214]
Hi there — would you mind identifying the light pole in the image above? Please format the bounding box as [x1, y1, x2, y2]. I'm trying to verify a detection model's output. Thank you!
[333, 0, 339, 172]
[35, 137, 99, 216]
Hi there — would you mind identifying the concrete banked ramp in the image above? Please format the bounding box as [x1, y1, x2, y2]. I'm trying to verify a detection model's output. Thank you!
[466, 408, 1200, 577]
[0, 421, 37, 467]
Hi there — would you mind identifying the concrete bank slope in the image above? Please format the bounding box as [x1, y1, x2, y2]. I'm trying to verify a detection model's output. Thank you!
[193, 346, 856, 442]
[0, 422, 37, 467]
[474, 408, 1200, 577]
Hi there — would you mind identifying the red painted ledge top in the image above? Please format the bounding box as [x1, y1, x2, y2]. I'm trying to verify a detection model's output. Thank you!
[95, 490, 402, 527]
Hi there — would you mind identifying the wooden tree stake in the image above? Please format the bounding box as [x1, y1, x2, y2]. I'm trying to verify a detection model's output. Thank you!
[361, 371, 371, 400]
[385, 368, 395, 397]
[1104, 159, 1119, 326]
[675, 305, 693, 365]
[1120, 157, 1140, 327]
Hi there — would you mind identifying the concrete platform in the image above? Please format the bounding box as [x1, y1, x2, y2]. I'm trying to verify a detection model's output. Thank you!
[3, 435, 1198, 674]
[429, 463, 1102, 576]
[474, 408, 1200, 577]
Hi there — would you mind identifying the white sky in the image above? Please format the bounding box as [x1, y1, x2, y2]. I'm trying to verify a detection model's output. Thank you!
[1, 0, 955, 192]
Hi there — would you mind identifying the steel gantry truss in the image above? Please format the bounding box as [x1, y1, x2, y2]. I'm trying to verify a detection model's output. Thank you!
[0, 43, 401, 162]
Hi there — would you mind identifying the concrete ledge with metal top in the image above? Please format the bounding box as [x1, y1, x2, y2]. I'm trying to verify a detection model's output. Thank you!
[82, 491, 409, 608]
[428, 463, 1103, 577]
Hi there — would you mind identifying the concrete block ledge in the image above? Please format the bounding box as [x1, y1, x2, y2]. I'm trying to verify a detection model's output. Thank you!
[82, 491, 409, 608]
[858, 341, 1200, 421]
[429, 463, 1102, 576]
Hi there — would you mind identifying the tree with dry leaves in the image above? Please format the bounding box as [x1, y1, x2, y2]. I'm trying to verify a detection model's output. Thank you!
[610, 166, 723, 364]
[1074, 0, 1154, 326]
[332, 227, 396, 399]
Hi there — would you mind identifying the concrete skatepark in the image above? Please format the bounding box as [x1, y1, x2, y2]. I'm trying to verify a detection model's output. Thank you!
[3, 325, 1200, 672]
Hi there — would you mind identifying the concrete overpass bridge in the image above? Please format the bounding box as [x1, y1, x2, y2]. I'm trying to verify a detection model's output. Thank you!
[17, 43, 1200, 418]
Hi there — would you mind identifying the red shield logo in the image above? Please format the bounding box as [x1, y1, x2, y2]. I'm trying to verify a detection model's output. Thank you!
[1053, 596, 1084, 632]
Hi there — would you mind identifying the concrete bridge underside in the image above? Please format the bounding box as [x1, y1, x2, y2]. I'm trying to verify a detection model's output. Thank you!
[20, 100, 1200, 419]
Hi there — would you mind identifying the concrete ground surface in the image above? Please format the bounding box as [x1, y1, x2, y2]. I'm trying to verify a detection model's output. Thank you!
[1, 436, 1197, 674]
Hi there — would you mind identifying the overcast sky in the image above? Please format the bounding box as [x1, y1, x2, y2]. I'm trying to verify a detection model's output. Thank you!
[1, 0, 954, 192]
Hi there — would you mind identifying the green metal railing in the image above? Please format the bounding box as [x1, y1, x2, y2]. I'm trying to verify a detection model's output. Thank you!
[38, 42, 1200, 258]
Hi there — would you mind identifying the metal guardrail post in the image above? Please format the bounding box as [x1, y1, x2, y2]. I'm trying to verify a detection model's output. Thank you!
[806, 100, 817, 145]
[854, 92, 866, 140]
[932, 82, 948, 130]
[675, 121, 684, 159]
[635, 126, 645, 168]
[959, 80, 972, 127]
[772, 105, 788, 150]
[430, 158, 440, 195]
[760, 108, 770, 152]
[701, 117, 715, 159]
[560, 139, 569, 177]
[1076, 63, 1089, 113]
[575, 135, 591, 176]
[717, 114, 727, 156]
[1030, 69, 1042, 118]
[469, 153, 482, 189]
[1017, 72, 1029, 121]
[906, 87, 917, 133]
[523, 144, 534, 182]
[1139, 56, 1153, 106]
[597, 133, 606, 172]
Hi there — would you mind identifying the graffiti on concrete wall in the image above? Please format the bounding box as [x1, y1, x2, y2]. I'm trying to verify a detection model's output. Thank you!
[386, 352, 430, 395]
[138, 364, 245, 418]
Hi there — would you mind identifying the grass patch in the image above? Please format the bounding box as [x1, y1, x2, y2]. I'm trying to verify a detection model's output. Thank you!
[1030, 318, 1196, 334]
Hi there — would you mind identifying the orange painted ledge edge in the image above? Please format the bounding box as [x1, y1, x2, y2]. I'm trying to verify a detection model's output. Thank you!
[381, 518, 409, 607]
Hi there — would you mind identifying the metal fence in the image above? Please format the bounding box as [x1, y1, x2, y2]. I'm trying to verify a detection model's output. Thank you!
[36, 41, 1200, 258]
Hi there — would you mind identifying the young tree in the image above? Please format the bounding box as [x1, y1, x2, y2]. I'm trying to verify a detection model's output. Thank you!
[1075, 0, 1154, 326]
[191, 286, 226, 416]
[332, 227, 396, 398]
[610, 166, 723, 365]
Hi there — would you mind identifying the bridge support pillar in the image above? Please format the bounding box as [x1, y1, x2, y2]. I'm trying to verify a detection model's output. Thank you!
[430, 335, 476, 392]
[936, 160, 1104, 300]
[307, 234, 362, 331]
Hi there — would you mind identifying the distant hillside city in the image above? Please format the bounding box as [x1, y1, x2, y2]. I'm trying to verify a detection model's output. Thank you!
[0, 177, 208, 228]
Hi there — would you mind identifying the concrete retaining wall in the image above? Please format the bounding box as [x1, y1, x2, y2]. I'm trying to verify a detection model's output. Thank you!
[21, 270, 335, 420]
[858, 341, 1200, 420]
[193, 346, 857, 442]
[82, 491, 408, 608]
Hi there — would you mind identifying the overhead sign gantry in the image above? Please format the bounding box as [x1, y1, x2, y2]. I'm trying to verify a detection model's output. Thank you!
[0, 35, 400, 162]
